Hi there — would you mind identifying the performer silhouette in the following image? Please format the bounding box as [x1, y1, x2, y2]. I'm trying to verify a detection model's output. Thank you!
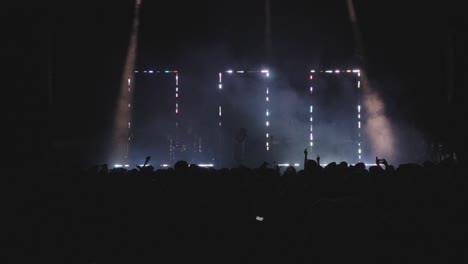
[234, 127, 247, 166]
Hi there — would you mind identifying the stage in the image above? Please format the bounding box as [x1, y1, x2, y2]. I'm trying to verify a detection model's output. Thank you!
[121, 68, 368, 168]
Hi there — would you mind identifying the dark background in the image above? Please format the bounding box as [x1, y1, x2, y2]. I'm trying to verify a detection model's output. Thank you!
[6, 0, 467, 167]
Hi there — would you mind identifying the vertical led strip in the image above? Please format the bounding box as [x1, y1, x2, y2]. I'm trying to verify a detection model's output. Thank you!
[127, 67, 131, 160]
[175, 73, 179, 115]
[172, 70, 179, 160]
[264, 70, 270, 151]
[126, 77, 132, 161]
[219, 72, 222, 88]
[218, 72, 222, 127]
[356, 69, 362, 161]
[309, 71, 314, 150]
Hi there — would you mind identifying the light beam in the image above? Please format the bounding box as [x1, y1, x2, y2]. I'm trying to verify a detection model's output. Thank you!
[347, 0, 395, 160]
[110, 0, 141, 164]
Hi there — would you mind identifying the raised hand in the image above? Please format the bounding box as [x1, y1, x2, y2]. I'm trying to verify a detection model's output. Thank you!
[144, 156, 151, 166]
[382, 158, 388, 169]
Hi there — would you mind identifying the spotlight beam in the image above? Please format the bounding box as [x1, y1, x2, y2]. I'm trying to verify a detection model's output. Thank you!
[110, 0, 141, 164]
[346, 0, 395, 160]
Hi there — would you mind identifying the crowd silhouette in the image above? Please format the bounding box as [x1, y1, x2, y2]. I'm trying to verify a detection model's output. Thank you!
[9, 151, 466, 264]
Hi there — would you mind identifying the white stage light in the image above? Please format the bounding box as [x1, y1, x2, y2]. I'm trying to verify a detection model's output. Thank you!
[199, 164, 214, 167]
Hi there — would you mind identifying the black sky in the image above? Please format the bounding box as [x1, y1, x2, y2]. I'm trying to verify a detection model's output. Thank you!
[7, 0, 467, 164]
